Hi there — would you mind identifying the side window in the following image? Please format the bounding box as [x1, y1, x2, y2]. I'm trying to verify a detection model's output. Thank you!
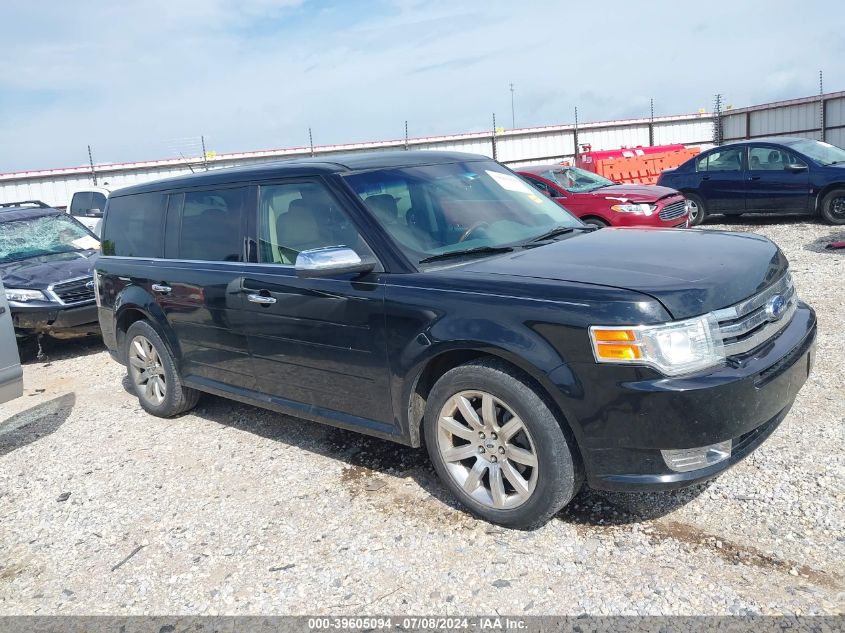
[69, 192, 92, 217]
[90, 192, 107, 212]
[179, 188, 246, 262]
[258, 182, 371, 265]
[696, 148, 744, 172]
[101, 193, 165, 257]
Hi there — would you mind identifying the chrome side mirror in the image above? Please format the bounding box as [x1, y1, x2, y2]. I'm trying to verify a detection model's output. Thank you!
[295, 246, 375, 278]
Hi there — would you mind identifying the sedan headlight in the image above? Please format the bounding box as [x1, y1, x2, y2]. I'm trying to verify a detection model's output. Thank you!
[589, 314, 724, 376]
[5, 288, 46, 303]
[610, 203, 656, 215]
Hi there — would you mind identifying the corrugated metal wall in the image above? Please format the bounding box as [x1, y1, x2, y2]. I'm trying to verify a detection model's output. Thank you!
[0, 113, 712, 207]
[3, 90, 844, 207]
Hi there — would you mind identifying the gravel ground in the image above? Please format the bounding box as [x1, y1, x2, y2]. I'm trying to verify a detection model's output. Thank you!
[0, 216, 842, 616]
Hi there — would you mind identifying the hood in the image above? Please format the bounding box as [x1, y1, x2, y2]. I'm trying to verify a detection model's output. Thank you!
[588, 184, 680, 203]
[0, 250, 97, 290]
[460, 229, 787, 319]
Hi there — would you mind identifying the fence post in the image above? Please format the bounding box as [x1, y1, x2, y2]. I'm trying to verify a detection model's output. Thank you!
[819, 70, 826, 141]
[648, 98, 654, 146]
[201, 135, 209, 171]
[404, 120, 409, 150]
[309, 128, 315, 157]
[573, 107, 579, 163]
[87, 145, 97, 186]
[713, 94, 723, 145]
[492, 113, 498, 161]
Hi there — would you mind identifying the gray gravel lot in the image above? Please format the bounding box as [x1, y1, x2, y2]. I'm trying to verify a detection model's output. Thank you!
[0, 216, 843, 616]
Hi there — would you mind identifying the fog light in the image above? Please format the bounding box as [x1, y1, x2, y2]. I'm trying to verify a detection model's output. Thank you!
[661, 441, 731, 473]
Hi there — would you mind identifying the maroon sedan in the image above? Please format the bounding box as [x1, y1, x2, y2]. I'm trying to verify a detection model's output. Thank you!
[517, 165, 689, 228]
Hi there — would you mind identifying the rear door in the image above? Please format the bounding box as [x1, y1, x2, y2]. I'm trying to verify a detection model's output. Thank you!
[0, 276, 23, 404]
[745, 145, 810, 213]
[155, 187, 255, 390]
[695, 146, 747, 213]
[241, 179, 393, 430]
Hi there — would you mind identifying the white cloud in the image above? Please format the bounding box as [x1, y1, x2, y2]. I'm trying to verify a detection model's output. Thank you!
[0, 0, 841, 171]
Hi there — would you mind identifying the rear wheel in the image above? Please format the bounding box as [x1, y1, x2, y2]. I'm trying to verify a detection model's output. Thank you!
[424, 359, 581, 529]
[124, 320, 199, 417]
[684, 193, 706, 226]
[820, 188, 845, 225]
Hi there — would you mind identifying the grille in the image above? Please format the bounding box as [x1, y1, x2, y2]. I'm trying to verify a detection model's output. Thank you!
[713, 272, 796, 357]
[659, 200, 687, 221]
[51, 276, 95, 305]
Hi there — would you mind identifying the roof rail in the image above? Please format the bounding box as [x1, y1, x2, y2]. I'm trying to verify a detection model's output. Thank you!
[0, 199, 51, 209]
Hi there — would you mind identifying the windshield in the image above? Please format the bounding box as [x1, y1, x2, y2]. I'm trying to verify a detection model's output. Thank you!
[0, 214, 99, 263]
[787, 139, 845, 166]
[342, 160, 582, 264]
[547, 166, 614, 192]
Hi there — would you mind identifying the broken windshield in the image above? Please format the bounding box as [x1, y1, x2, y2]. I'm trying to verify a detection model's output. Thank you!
[0, 214, 99, 264]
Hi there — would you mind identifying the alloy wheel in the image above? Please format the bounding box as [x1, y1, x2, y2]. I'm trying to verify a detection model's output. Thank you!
[687, 200, 700, 223]
[436, 390, 539, 510]
[128, 335, 167, 406]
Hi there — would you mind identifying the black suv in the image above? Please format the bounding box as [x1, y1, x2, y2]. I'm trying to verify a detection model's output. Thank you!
[95, 151, 816, 528]
[1, 202, 100, 356]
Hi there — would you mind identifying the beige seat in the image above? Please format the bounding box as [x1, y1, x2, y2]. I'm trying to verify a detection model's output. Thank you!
[276, 199, 330, 263]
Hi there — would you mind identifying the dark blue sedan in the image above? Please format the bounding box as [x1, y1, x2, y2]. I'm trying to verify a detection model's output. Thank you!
[656, 137, 845, 225]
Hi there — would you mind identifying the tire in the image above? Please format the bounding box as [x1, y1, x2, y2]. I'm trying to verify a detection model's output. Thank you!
[423, 359, 581, 529]
[582, 217, 608, 228]
[820, 188, 845, 225]
[124, 320, 200, 417]
[684, 193, 706, 226]
[16, 335, 39, 363]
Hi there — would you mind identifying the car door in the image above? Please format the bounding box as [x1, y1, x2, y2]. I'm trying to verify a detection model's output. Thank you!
[241, 179, 394, 430]
[0, 276, 23, 404]
[695, 146, 747, 214]
[154, 187, 255, 391]
[745, 145, 810, 213]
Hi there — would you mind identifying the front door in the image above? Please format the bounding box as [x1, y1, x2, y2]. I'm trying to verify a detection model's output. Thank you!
[241, 179, 393, 431]
[696, 146, 747, 214]
[154, 188, 255, 390]
[746, 145, 810, 213]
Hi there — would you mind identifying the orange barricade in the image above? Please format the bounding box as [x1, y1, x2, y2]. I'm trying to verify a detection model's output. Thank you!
[589, 147, 700, 185]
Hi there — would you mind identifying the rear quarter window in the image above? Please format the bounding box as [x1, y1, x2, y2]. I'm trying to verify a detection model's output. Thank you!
[101, 193, 166, 257]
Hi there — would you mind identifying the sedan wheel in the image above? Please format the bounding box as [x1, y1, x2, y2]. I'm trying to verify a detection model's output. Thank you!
[128, 335, 167, 406]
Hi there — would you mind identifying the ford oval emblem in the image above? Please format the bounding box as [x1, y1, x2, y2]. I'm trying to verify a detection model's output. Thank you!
[765, 295, 787, 321]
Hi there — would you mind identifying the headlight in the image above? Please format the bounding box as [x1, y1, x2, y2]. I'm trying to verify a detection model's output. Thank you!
[5, 288, 46, 303]
[610, 203, 656, 215]
[589, 314, 724, 376]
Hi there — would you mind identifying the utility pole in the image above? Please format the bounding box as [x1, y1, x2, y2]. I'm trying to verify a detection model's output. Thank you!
[87, 145, 97, 186]
[309, 127, 315, 157]
[509, 83, 515, 129]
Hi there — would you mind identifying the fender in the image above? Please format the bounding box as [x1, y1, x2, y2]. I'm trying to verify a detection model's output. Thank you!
[113, 285, 183, 365]
[395, 325, 585, 449]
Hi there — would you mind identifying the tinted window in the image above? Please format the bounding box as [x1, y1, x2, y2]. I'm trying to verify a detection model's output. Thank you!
[696, 148, 744, 172]
[69, 192, 92, 217]
[101, 193, 165, 257]
[258, 182, 371, 265]
[179, 188, 245, 262]
[91, 192, 107, 211]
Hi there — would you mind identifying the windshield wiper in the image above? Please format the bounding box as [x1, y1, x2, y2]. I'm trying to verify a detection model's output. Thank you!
[526, 225, 596, 244]
[419, 245, 513, 264]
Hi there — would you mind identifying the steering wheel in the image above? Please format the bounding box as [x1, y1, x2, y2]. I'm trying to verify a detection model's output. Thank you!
[459, 221, 489, 243]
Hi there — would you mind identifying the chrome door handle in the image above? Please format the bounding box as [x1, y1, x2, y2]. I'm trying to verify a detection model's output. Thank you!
[247, 293, 276, 305]
[151, 284, 172, 294]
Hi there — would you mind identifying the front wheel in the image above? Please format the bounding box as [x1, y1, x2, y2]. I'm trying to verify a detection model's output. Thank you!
[820, 188, 845, 225]
[684, 193, 706, 226]
[424, 359, 581, 529]
[124, 320, 200, 417]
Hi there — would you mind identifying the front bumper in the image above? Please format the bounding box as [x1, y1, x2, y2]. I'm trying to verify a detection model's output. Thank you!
[11, 302, 100, 336]
[564, 303, 816, 491]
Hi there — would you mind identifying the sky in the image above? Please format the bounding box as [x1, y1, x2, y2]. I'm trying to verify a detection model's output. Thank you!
[1, 0, 843, 173]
